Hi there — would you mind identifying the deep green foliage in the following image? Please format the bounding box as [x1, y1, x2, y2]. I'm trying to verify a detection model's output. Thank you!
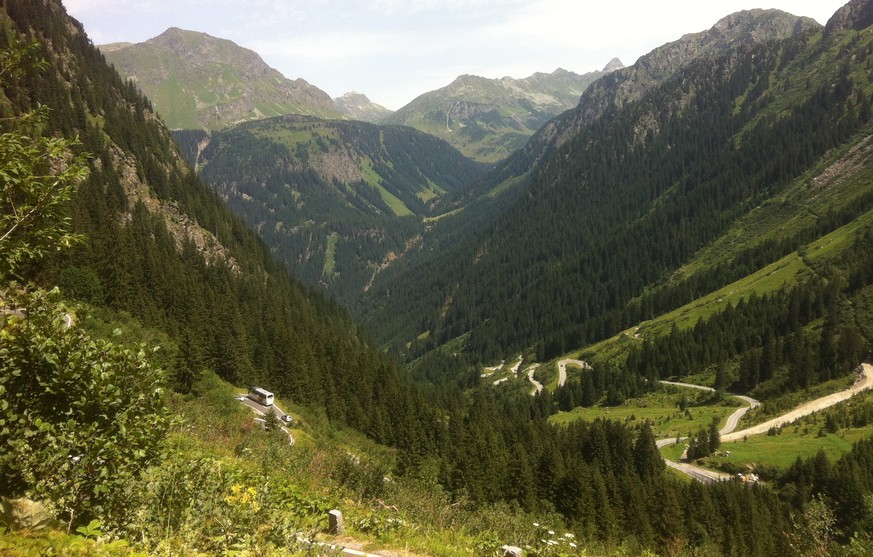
[359, 22, 873, 367]
[0, 32, 171, 532]
[0, 289, 171, 528]
[779, 438, 873, 546]
[177, 115, 489, 301]
[686, 418, 721, 460]
[0, 40, 87, 279]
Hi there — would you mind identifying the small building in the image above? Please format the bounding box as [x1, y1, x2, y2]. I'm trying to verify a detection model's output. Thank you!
[248, 387, 274, 406]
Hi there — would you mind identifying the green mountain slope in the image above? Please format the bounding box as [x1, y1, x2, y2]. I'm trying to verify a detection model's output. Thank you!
[357, 7, 873, 366]
[383, 64, 622, 162]
[173, 116, 489, 300]
[101, 27, 344, 129]
[0, 0, 428, 445]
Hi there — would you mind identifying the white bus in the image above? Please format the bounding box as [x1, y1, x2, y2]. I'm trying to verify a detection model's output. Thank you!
[247, 387, 274, 406]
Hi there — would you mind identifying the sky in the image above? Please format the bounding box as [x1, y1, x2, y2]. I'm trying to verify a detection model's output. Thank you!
[63, 0, 847, 111]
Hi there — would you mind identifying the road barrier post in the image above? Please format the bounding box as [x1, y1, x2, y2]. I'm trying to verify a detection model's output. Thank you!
[328, 509, 345, 535]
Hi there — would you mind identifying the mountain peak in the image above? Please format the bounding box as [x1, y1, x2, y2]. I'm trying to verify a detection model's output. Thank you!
[707, 9, 819, 42]
[146, 27, 262, 66]
[333, 92, 393, 122]
[825, 0, 873, 36]
[602, 58, 624, 72]
[100, 28, 341, 129]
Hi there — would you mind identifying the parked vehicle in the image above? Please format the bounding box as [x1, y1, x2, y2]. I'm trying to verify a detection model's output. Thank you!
[247, 387, 274, 406]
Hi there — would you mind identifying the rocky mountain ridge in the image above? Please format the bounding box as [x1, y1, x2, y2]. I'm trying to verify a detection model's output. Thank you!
[511, 9, 821, 173]
[382, 63, 622, 162]
[102, 26, 614, 161]
[826, 0, 873, 34]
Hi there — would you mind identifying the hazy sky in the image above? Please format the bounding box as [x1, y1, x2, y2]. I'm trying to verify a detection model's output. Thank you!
[63, 0, 847, 110]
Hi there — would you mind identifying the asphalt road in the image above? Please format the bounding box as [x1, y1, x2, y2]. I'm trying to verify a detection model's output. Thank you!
[658, 362, 873, 482]
[721, 362, 873, 442]
[721, 395, 760, 435]
[526, 364, 543, 395]
[657, 380, 761, 436]
[238, 396, 295, 445]
[657, 381, 759, 482]
[664, 459, 730, 484]
[557, 359, 591, 387]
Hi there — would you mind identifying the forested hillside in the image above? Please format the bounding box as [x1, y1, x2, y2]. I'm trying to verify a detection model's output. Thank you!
[358, 7, 873, 372]
[0, 0, 427, 443]
[173, 116, 489, 300]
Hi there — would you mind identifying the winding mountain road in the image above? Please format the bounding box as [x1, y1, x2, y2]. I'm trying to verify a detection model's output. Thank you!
[657, 381, 761, 436]
[721, 395, 761, 436]
[238, 396, 295, 445]
[658, 362, 873, 482]
[557, 359, 591, 387]
[526, 364, 543, 395]
[654, 380, 747, 484]
[721, 362, 873, 442]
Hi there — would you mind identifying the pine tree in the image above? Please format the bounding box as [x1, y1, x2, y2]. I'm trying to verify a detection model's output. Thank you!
[708, 417, 721, 455]
[634, 422, 665, 480]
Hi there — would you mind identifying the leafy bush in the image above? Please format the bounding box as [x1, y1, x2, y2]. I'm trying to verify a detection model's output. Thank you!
[350, 511, 406, 538]
[0, 288, 172, 529]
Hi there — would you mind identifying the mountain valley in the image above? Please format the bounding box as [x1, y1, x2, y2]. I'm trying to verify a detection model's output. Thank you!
[4, 0, 873, 556]
[172, 116, 489, 300]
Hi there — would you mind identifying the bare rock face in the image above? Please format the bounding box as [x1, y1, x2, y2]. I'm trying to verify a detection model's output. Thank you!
[602, 57, 625, 72]
[825, 0, 873, 36]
